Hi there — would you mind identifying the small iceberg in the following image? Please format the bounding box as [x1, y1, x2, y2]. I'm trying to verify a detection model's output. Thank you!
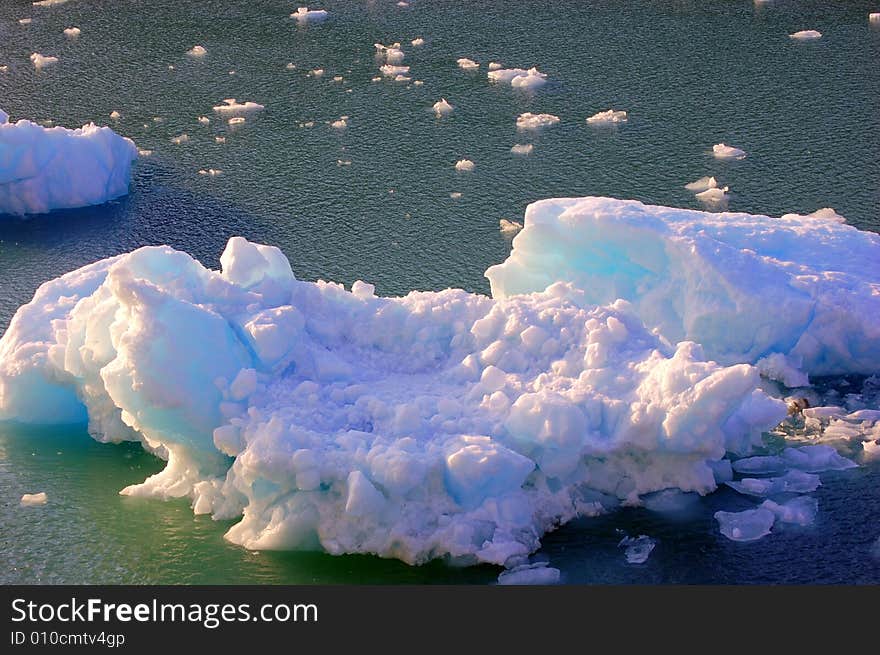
[171, 133, 189, 144]
[212, 99, 265, 115]
[510, 143, 533, 155]
[499, 219, 523, 234]
[497, 563, 560, 585]
[695, 186, 729, 204]
[457, 58, 479, 70]
[516, 112, 560, 130]
[871, 13, 880, 23]
[63, 27, 81, 38]
[379, 64, 409, 77]
[712, 143, 746, 160]
[455, 159, 475, 172]
[411, 37, 424, 46]
[488, 67, 547, 90]
[715, 507, 775, 542]
[781, 445, 857, 473]
[30, 53, 58, 69]
[109, 110, 121, 121]
[291, 7, 328, 23]
[21, 492, 48, 506]
[187, 45, 207, 57]
[760, 497, 817, 527]
[433, 98, 454, 117]
[586, 109, 627, 125]
[488, 62, 503, 71]
[684, 176, 717, 193]
[330, 117, 347, 129]
[790, 30, 822, 40]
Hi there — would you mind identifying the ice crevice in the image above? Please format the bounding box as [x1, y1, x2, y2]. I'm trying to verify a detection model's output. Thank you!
[1, 197, 878, 564]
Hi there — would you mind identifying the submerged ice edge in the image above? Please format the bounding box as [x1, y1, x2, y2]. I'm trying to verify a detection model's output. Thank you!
[1, 196, 877, 567]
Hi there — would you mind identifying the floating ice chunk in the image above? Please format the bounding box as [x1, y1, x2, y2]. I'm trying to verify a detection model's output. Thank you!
[137, 148, 152, 157]
[411, 37, 424, 46]
[171, 133, 189, 144]
[726, 470, 820, 497]
[449, 191, 462, 199]
[187, 45, 207, 57]
[781, 445, 857, 472]
[228, 117, 245, 125]
[109, 110, 121, 121]
[212, 99, 265, 116]
[198, 168, 223, 177]
[394, 75, 410, 82]
[386, 48, 405, 64]
[800, 207, 847, 224]
[760, 496, 817, 526]
[516, 112, 560, 130]
[457, 58, 479, 69]
[498, 563, 560, 585]
[197, 116, 210, 125]
[20, 492, 48, 506]
[379, 64, 409, 77]
[618, 535, 656, 563]
[291, 7, 328, 23]
[488, 67, 547, 90]
[433, 98, 454, 117]
[0, 66, 7, 74]
[695, 186, 729, 204]
[715, 507, 775, 541]
[485, 197, 880, 376]
[871, 13, 880, 23]
[309, 68, 324, 77]
[63, 27, 81, 38]
[214, 136, 225, 143]
[397, 1, 409, 7]
[333, 75, 343, 82]
[712, 143, 746, 160]
[331, 117, 347, 129]
[285, 62, 296, 70]
[510, 143, 533, 155]
[731, 455, 786, 475]
[586, 109, 628, 124]
[33, 0, 69, 5]
[455, 159, 475, 172]
[684, 176, 717, 193]
[499, 219, 523, 234]
[488, 62, 503, 71]
[0, 111, 138, 216]
[790, 30, 822, 40]
[30, 53, 58, 69]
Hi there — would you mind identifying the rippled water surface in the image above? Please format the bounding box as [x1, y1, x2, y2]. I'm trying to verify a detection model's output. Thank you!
[1, 0, 878, 584]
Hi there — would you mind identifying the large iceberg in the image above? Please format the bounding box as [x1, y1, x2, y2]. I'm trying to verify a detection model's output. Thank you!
[2, 196, 877, 565]
[0, 229, 791, 565]
[486, 197, 880, 376]
[0, 109, 138, 216]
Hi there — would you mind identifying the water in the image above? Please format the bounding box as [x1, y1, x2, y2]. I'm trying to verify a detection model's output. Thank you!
[1, 0, 878, 584]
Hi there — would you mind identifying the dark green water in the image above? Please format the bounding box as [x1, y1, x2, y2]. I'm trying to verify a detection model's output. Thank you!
[1, 0, 878, 583]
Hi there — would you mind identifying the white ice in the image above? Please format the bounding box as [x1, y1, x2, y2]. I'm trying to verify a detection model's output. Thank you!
[0, 229, 789, 565]
[712, 143, 746, 160]
[781, 445, 857, 472]
[187, 45, 207, 57]
[790, 30, 822, 40]
[433, 99, 454, 117]
[497, 562, 560, 585]
[685, 176, 717, 193]
[292, 7, 328, 23]
[20, 492, 48, 506]
[760, 496, 817, 526]
[488, 67, 547, 90]
[411, 38, 424, 46]
[485, 197, 880, 377]
[457, 58, 479, 70]
[695, 186, 729, 204]
[380, 65, 409, 78]
[63, 27, 81, 38]
[725, 469, 820, 497]
[30, 53, 58, 69]
[516, 113, 560, 130]
[510, 144, 533, 155]
[212, 99, 265, 116]
[455, 159, 475, 172]
[586, 109, 627, 125]
[499, 219, 523, 234]
[715, 507, 775, 541]
[0, 109, 138, 216]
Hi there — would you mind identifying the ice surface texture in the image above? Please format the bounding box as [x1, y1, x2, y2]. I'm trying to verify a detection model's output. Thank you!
[486, 197, 880, 377]
[0, 110, 138, 216]
[0, 206, 796, 564]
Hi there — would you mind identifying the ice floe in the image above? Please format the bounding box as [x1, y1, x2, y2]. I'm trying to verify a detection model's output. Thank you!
[499, 219, 523, 234]
[20, 492, 48, 506]
[712, 143, 746, 160]
[618, 535, 656, 564]
[488, 67, 547, 90]
[63, 27, 81, 38]
[433, 98, 454, 117]
[0, 110, 137, 216]
[684, 176, 717, 193]
[455, 159, 475, 172]
[411, 38, 424, 47]
[171, 133, 189, 144]
[212, 99, 265, 116]
[380, 64, 409, 77]
[187, 45, 207, 57]
[30, 53, 58, 69]
[715, 507, 775, 541]
[497, 563, 560, 585]
[457, 58, 479, 70]
[790, 30, 822, 40]
[292, 7, 328, 23]
[516, 113, 560, 130]
[510, 143, 533, 155]
[586, 109, 627, 125]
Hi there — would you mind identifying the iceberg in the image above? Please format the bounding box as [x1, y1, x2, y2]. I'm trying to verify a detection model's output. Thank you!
[516, 113, 560, 130]
[30, 53, 58, 69]
[684, 176, 717, 193]
[20, 492, 48, 506]
[712, 143, 746, 160]
[586, 109, 627, 125]
[0, 110, 138, 216]
[457, 58, 479, 70]
[187, 45, 207, 57]
[63, 27, 81, 38]
[488, 67, 547, 90]
[454, 159, 475, 172]
[618, 535, 656, 564]
[510, 144, 533, 155]
[433, 98, 454, 117]
[212, 99, 264, 116]
[0, 230, 788, 565]
[379, 64, 409, 78]
[485, 197, 880, 376]
[790, 30, 822, 40]
[291, 7, 328, 23]
[715, 508, 775, 541]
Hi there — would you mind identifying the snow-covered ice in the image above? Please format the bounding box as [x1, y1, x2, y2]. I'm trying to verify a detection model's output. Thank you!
[212, 99, 264, 116]
[586, 109, 627, 125]
[455, 159, 475, 172]
[457, 58, 479, 70]
[516, 113, 560, 130]
[20, 492, 48, 506]
[712, 143, 746, 160]
[790, 30, 822, 40]
[0, 227, 790, 564]
[380, 65, 409, 78]
[433, 99, 454, 117]
[485, 197, 880, 377]
[0, 110, 138, 216]
[187, 45, 207, 57]
[411, 38, 424, 47]
[695, 186, 729, 205]
[685, 176, 717, 193]
[499, 219, 523, 234]
[171, 133, 189, 144]
[871, 13, 880, 23]
[488, 67, 547, 90]
[510, 144, 533, 155]
[63, 27, 81, 38]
